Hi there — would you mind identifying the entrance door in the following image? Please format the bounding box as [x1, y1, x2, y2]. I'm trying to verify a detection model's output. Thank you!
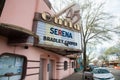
[49, 60, 54, 80]
[0, 54, 24, 80]
[40, 59, 45, 80]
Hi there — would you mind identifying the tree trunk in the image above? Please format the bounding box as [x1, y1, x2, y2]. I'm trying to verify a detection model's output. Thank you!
[83, 42, 87, 71]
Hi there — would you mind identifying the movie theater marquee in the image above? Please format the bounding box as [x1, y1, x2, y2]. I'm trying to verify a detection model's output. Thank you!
[36, 12, 81, 49]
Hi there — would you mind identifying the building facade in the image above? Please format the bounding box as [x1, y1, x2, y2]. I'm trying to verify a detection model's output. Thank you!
[0, 0, 81, 80]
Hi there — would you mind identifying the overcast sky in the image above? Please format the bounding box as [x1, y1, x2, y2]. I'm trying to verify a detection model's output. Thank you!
[101, 0, 120, 46]
[50, 0, 120, 24]
[105, 0, 120, 16]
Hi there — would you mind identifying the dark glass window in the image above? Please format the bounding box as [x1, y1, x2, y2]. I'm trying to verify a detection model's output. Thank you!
[64, 61, 68, 70]
[0, 53, 27, 80]
[0, 0, 5, 16]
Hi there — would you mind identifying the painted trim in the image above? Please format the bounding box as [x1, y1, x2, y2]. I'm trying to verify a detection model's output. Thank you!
[27, 60, 40, 62]
[56, 68, 64, 70]
[26, 73, 39, 76]
[27, 67, 40, 69]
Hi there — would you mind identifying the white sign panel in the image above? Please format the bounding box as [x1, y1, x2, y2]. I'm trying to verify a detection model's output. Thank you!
[36, 21, 81, 49]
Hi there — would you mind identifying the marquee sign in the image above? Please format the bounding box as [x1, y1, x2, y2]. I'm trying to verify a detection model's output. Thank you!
[41, 12, 81, 31]
[36, 21, 81, 49]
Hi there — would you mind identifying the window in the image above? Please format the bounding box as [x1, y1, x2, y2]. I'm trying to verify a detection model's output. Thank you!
[0, 0, 5, 16]
[44, 0, 52, 9]
[72, 62, 75, 68]
[0, 53, 27, 80]
[64, 61, 68, 70]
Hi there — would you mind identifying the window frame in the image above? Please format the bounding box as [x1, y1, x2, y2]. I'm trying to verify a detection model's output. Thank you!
[0, 53, 27, 80]
[72, 62, 75, 68]
[64, 61, 68, 70]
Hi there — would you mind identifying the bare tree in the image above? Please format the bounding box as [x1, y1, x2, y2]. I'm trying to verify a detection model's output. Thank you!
[104, 43, 120, 60]
[98, 54, 109, 66]
[79, 0, 115, 70]
[86, 45, 96, 65]
[50, 0, 120, 71]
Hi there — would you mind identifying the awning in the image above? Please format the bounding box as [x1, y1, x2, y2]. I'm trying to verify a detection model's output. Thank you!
[66, 53, 82, 60]
[35, 44, 82, 56]
[0, 23, 37, 38]
[0, 23, 38, 44]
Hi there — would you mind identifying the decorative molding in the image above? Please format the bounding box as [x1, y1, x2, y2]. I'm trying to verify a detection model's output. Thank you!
[27, 67, 40, 69]
[26, 73, 39, 76]
[27, 60, 40, 62]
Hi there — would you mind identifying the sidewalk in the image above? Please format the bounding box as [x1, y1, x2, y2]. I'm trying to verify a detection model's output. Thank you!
[61, 71, 83, 80]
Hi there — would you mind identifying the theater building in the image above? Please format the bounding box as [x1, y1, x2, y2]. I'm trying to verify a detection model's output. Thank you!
[0, 0, 82, 80]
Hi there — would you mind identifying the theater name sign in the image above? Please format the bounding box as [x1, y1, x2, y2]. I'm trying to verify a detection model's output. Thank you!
[35, 12, 81, 50]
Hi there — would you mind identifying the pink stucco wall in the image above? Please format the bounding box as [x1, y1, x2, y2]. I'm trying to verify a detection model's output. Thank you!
[0, 0, 36, 31]
[0, 36, 74, 80]
[56, 57, 74, 79]
[0, 0, 54, 31]
[0, 36, 15, 53]
[36, 0, 54, 14]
